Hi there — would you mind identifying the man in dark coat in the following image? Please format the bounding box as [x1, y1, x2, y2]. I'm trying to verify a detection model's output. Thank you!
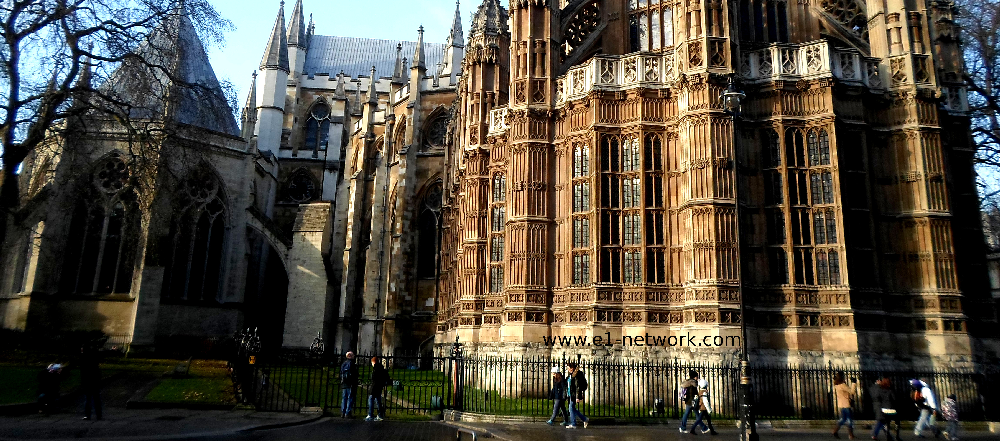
[339, 352, 359, 418]
[80, 346, 102, 420]
[565, 362, 589, 429]
[366, 356, 389, 421]
[678, 369, 700, 433]
[546, 367, 568, 425]
[870, 377, 900, 441]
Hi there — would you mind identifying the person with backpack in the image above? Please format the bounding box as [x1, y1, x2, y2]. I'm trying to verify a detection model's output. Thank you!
[366, 356, 389, 421]
[941, 393, 959, 441]
[871, 377, 901, 441]
[339, 351, 358, 418]
[689, 378, 718, 435]
[910, 379, 941, 438]
[831, 372, 856, 439]
[546, 367, 569, 426]
[565, 362, 589, 429]
[678, 370, 700, 433]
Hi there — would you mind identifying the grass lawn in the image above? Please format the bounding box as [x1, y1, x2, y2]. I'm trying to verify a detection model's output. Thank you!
[267, 365, 450, 413]
[143, 360, 236, 405]
[0, 365, 81, 405]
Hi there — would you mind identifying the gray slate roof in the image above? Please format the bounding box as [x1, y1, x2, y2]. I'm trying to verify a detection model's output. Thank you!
[304, 35, 446, 78]
[103, 14, 239, 137]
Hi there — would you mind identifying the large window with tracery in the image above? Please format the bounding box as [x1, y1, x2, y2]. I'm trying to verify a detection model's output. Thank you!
[162, 168, 228, 303]
[304, 102, 331, 157]
[599, 133, 644, 284]
[62, 156, 141, 295]
[764, 127, 842, 286]
[629, 0, 673, 52]
[490, 174, 505, 293]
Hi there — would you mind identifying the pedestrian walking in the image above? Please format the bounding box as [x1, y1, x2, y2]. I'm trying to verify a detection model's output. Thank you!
[941, 393, 959, 440]
[910, 379, 941, 438]
[565, 362, 589, 429]
[80, 346, 102, 420]
[832, 372, 856, 439]
[340, 351, 359, 418]
[678, 369, 700, 433]
[689, 378, 718, 435]
[365, 356, 388, 421]
[546, 367, 569, 426]
[36, 363, 64, 415]
[871, 377, 901, 441]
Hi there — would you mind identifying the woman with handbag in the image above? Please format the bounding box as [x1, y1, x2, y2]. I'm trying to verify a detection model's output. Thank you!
[832, 372, 856, 439]
[870, 377, 901, 441]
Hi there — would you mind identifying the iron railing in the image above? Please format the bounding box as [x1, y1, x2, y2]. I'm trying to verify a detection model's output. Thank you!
[229, 349, 999, 421]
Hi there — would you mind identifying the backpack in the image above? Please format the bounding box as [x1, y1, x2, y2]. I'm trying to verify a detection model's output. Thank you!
[578, 374, 588, 392]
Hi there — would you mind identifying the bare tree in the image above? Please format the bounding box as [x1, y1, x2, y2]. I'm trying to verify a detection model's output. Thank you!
[0, 0, 232, 249]
[957, 0, 1000, 206]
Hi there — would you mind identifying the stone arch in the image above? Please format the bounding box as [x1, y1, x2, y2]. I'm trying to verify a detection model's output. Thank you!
[393, 115, 408, 155]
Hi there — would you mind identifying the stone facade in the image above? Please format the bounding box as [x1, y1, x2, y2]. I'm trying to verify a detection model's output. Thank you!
[436, 0, 1000, 368]
[0, 1, 464, 356]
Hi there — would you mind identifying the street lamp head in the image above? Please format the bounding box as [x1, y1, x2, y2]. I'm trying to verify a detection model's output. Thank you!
[721, 76, 746, 117]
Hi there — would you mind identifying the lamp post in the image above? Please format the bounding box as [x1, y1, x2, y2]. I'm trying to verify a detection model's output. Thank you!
[720, 75, 757, 441]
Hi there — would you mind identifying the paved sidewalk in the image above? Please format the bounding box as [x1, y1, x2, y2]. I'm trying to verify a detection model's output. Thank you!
[0, 408, 320, 441]
[446, 421, 1000, 441]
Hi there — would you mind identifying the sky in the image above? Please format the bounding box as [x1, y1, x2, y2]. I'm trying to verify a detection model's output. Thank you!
[206, 0, 479, 103]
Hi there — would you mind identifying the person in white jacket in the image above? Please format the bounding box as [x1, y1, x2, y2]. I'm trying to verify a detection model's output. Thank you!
[689, 379, 718, 435]
[910, 379, 941, 438]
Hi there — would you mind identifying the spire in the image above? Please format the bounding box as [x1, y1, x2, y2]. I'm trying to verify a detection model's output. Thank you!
[306, 13, 314, 46]
[412, 26, 426, 70]
[241, 71, 258, 140]
[287, 0, 306, 49]
[260, 1, 290, 72]
[76, 43, 94, 89]
[393, 43, 404, 79]
[367, 66, 379, 104]
[446, 0, 464, 48]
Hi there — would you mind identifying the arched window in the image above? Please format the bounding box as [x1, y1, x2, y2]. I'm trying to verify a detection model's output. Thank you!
[304, 102, 331, 157]
[61, 155, 140, 295]
[162, 168, 228, 303]
[416, 183, 443, 279]
[764, 129, 781, 167]
[769, 248, 788, 284]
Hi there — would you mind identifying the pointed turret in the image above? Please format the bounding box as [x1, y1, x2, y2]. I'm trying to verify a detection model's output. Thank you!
[446, 0, 464, 48]
[393, 43, 404, 81]
[412, 25, 426, 71]
[367, 66, 379, 105]
[306, 13, 314, 46]
[260, 1, 289, 72]
[241, 71, 258, 142]
[286, 0, 307, 78]
[255, 1, 290, 152]
[469, 0, 508, 38]
[335, 71, 347, 99]
[442, 0, 465, 85]
[287, 0, 306, 49]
